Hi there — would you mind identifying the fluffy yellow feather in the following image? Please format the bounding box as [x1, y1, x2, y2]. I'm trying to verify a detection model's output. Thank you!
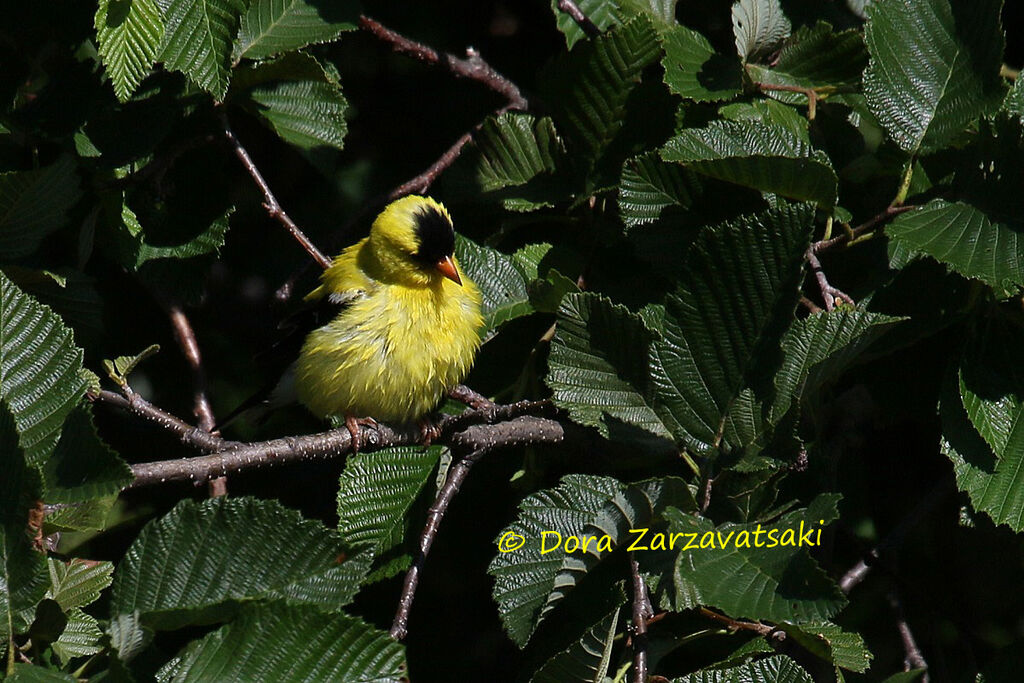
[294, 195, 483, 426]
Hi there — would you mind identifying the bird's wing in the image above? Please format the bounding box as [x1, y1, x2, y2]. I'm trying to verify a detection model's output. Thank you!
[215, 285, 369, 432]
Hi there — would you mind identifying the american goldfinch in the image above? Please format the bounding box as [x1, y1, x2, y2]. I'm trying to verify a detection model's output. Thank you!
[287, 195, 483, 448]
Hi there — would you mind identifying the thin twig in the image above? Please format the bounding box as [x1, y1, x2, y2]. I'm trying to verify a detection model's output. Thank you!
[630, 555, 652, 683]
[359, 16, 527, 111]
[697, 607, 772, 636]
[799, 296, 823, 314]
[812, 205, 916, 255]
[806, 247, 854, 311]
[389, 413, 568, 639]
[839, 480, 952, 594]
[754, 82, 820, 120]
[556, 0, 601, 37]
[889, 591, 929, 680]
[219, 110, 331, 269]
[448, 384, 496, 410]
[164, 304, 226, 496]
[92, 390, 231, 453]
[165, 305, 216, 433]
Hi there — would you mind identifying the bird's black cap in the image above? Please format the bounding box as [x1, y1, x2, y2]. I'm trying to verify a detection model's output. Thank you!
[412, 205, 455, 265]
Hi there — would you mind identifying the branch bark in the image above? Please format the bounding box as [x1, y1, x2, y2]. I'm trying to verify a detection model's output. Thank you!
[94, 388, 561, 489]
[359, 16, 527, 111]
[556, 0, 601, 37]
[219, 110, 332, 269]
[630, 555, 652, 683]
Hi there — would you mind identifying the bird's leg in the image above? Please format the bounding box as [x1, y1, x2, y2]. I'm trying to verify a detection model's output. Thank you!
[345, 414, 379, 453]
[418, 416, 442, 445]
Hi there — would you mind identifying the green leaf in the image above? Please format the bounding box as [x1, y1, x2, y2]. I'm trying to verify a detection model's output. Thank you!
[662, 495, 844, 622]
[103, 343, 161, 386]
[159, 0, 246, 100]
[746, 22, 867, 103]
[107, 610, 153, 665]
[960, 325, 1024, 458]
[547, 293, 674, 445]
[446, 112, 567, 211]
[779, 621, 872, 673]
[52, 608, 104, 665]
[648, 204, 813, 453]
[618, 151, 702, 228]
[0, 406, 49, 651]
[41, 406, 133, 503]
[941, 375, 1024, 531]
[248, 80, 347, 151]
[673, 654, 813, 683]
[863, 0, 1005, 154]
[112, 197, 232, 270]
[6, 665, 77, 682]
[45, 496, 117, 532]
[943, 320, 1024, 530]
[2, 268, 104, 348]
[46, 558, 114, 611]
[530, 608, 619, 683]
[771, 310, 902, 423]
[732, 0, 791, 62]
[231, 53, 348, 151]
[661, 120, 837, 207]
[1, 525, 49, 649]
[156, 603, 405, 682]
[661, 25, 743, 102]
[336, 446, 440, 559]
[110, 497, 371, 630]
[550, 0, 677, 48]
[540, 15, 662, 177]
[95, 0, 165, 101]
[489, 474, 694, 647]
[1005, 77, 1024, 118]
[1, 271, 86, 466]
[456, 236, 562, 337]
[234, 0, 360, 61]
[0, 157, 82, 261]
[886, 200, 1024, 292]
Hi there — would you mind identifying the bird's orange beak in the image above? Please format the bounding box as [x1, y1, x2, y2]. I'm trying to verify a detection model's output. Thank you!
[435, 255, 462, 285]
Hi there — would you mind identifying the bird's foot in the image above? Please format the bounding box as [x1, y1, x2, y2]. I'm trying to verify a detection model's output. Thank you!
[418, 417, 442, 445]
[345, 415, 379, 453]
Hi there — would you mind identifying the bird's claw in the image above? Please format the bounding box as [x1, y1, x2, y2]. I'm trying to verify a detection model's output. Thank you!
[418, 417, 442, 445]
[346, 415, 379, 453]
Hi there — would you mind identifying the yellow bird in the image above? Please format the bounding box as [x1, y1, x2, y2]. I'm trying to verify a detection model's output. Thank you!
[290, 195, 483, 448]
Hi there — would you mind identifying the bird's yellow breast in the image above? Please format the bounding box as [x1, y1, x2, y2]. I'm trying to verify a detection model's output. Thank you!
[294, 246, 482, 423]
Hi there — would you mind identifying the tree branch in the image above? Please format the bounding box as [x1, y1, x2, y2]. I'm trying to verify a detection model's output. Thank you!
[165, 305, 216, 433]
[93, 388, 560, 488]
[92, 390, 232, 454]
[889, 590, 929, 680]
[697, 607, 772, 636]
[630, 555, 652, 683]
[812, 205, 916, 255]
[219, 110, 332, 269]
[359, 16, 527, 111]
[556, 0, 601, 37]
[163, 303, 225, 496]
[754, 82, 820, 120]
[806, 247, 854, 312]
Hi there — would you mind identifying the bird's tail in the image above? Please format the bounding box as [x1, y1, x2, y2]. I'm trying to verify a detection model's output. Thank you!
[215, 366, 296, 432]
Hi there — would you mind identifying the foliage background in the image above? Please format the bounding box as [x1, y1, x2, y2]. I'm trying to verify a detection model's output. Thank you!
[3, 0, 1024, 680]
